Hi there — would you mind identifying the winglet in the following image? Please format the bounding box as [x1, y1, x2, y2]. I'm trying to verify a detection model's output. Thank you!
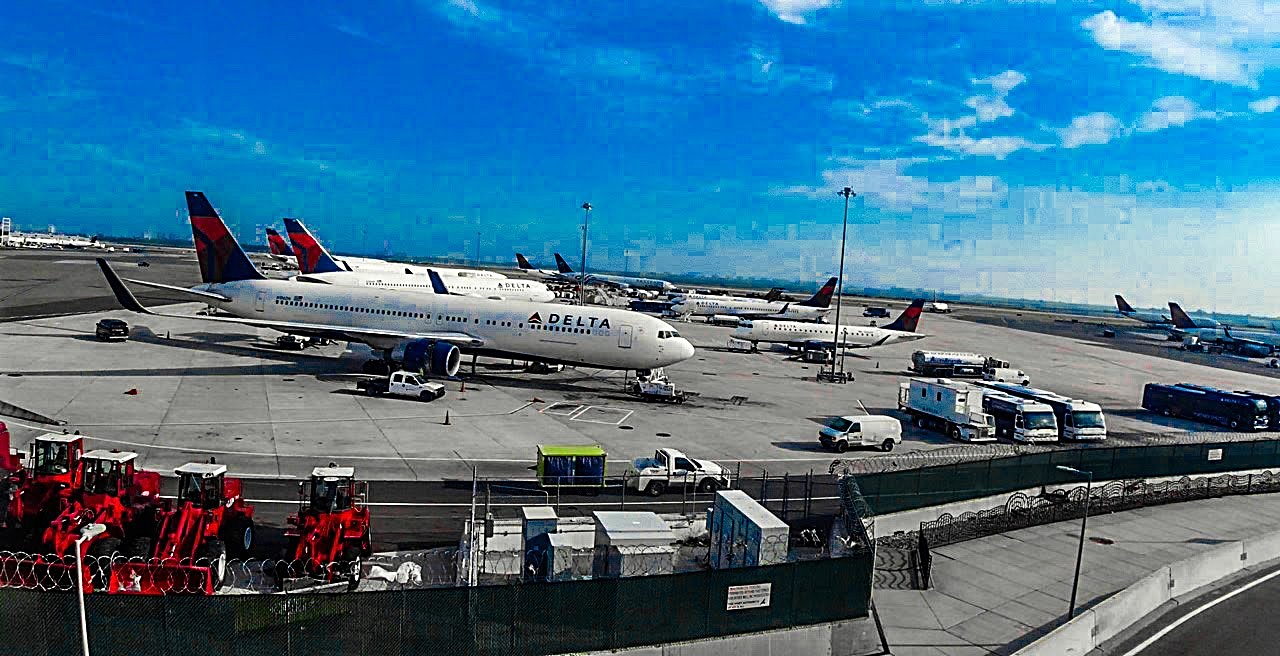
[96, 258, 153, 314]
[885, 299, 925, 332]
[428, 270, 450, 294]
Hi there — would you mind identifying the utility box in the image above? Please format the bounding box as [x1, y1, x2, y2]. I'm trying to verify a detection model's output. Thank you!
[592, 511, 676, 578]
[521, 506, 558, 578]
[709, 490, 789, 569]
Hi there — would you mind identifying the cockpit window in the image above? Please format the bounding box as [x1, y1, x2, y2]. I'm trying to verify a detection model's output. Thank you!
[657, 331, 682, 339]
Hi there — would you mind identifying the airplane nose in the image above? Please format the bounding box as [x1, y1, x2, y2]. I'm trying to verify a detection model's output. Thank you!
[674, 337, 695, 362]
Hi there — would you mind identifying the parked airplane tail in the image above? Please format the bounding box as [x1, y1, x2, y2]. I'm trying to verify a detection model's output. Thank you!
[553, 253, 575, 274]
[428, 270, 450, 294]
[884, 299, 926, 332]
[515, 253, 536, 270]
[265, 228, 290, 256]
[763, 288, 785, 302]
[1115, 294, 1136, 314]
[797, 277, 838, 308]
[282, 218, 344, 275]
[186, 191, 265, 284]
[1167, 302, 1198, 329]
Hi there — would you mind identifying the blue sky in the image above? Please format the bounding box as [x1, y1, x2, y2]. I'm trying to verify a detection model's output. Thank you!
[4, 0, 1280, 313]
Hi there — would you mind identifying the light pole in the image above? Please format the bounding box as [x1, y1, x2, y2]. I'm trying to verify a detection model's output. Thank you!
[1055, 465, 1093, 620]
[579, 202, 592, 306]
[831, 187, 855, 382]
[76, 523, 107, 656]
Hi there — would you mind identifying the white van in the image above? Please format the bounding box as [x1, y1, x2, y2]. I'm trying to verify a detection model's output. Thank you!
[983, 367, 1031, 385]
[818, 415, 903, 453]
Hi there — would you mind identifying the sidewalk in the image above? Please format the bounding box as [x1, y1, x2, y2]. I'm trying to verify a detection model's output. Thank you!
[875, 492, 1280, 655]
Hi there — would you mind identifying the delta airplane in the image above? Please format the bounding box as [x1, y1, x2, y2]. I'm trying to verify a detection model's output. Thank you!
[264, 228, 296, 265]
[283, 218, 555, 302]
[96, 192, 695, 376]
[1114, 295, 1172, 327]
[732, 300, 927, 350]
[1169, 302, 1279, 356]
[548, 253, 678, 293]
[278, 222, 504, 279]
[669, 277, 838, 322]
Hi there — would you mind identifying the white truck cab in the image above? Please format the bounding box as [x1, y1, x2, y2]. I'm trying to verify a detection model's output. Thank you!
[628, 448, 731, 496]
[357, 370, 446, 401]
[818, 415, 902, 453]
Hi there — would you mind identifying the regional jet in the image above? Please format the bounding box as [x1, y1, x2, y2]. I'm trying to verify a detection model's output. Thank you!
[96, 192, 695, 375]
[669, 278, 838, 322]
[1170, 302, 1279, 356]
[732, 300, 927, 350]
[283, 219, 555, 302]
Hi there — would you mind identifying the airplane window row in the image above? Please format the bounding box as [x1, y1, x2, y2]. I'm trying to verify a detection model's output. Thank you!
[533, 325, 596, 335]
[278, 299, 424, 319]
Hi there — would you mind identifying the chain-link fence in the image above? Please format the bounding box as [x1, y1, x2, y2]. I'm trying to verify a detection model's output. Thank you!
[0, 547, 875, 656]
[843, 438, 1280, 515]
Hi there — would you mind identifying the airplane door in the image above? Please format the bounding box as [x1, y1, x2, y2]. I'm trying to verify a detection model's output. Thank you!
[619, 324, 634, 348]
[255, 291, 267, 312]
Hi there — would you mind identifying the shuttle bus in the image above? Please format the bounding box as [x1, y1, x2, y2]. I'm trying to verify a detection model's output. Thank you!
[1141, 383, 1269, 431]
[974, 381, 1107, 441]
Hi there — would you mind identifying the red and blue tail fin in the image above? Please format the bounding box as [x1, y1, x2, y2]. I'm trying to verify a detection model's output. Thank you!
[798, 277, 838, 308]
[282, 218, 344, 274]
[553, 253, 575, 274]
[186, 192, 265, 284]
[265, 228, 290, 256]
[885, 299, 925, 332]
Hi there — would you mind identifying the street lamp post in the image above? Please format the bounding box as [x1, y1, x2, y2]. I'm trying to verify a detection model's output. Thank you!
[1055, 465, 1093, 620]
[76, 523, 107, 656]
[832, 188, 856, 382]
[579, 202, 592, 306]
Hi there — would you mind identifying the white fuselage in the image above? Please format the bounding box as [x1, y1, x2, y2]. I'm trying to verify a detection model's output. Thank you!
[733, 320, 925, 348]
[338, 256, 507, 279]
[589, 273, 676, 292]
[672, 296, 831, 322]
[296, 271, 556, 302]
[200, 279, 694, 370]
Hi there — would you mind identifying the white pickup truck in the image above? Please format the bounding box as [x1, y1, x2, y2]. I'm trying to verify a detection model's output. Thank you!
[627, 448, 731, 496]
[356, 371, 446, 401]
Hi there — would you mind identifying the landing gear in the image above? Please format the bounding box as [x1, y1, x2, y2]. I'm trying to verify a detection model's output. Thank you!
[361, 349, 396, 376]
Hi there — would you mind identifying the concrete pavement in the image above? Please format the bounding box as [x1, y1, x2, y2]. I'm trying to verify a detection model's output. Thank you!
[876, 492, 1280, 655]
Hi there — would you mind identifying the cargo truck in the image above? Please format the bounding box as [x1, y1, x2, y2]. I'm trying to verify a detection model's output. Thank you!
[897, 378, 996, 442]
[981, 393, 1059, 443]
[973, 381, 1107, 441]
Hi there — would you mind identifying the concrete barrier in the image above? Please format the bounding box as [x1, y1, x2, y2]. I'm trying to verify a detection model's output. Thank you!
[1013, 610, 1095, 656]
[1091, 566, 1171, 645]
[1169, 541, 1243, 597]
[1014, 530, 1280, 655]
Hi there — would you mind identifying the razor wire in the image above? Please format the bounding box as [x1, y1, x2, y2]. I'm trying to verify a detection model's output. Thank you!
[0, 553, 361, 594]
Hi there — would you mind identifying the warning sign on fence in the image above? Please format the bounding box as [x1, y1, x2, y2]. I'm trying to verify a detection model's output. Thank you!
[1208, 448, 1223, 461]
[726, 583, 772, 611]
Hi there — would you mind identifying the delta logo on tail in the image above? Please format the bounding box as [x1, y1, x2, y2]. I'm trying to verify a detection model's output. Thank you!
[283, 219, 325, 274]
[553, 253, 575, 274]
[187, 191, 264, 284]
[885, 299, 926, 332]
[797, 277, 839, 308]
[265, 228, 290, 256]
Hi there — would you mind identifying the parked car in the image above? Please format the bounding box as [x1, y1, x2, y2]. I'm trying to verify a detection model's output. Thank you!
[863, 307, 890, 319]
[95, 318, 129, 341]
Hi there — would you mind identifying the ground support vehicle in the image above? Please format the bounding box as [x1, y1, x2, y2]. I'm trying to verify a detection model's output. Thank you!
[94, 319, 129, 341]
[536, 445, 607, 489]
[277, 465, 371, 591]
[1, 434, 87, 545]
[980, 393, 1059, 443]
[973, 381, 1107, 441]
[356, 370, 446, 401]
[817, 415, 903, 453]
[627, 449, 731, 496]
[110, 462, 255, 595]
[897, 378, 996, 442]
[627, 369, 686, 403]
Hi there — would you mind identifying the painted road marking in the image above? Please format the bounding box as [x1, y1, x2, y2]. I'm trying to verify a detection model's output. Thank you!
[1119, 567, 1280, 656]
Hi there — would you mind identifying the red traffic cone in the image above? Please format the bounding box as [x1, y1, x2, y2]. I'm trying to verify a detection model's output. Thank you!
[124, 388, 139, 395]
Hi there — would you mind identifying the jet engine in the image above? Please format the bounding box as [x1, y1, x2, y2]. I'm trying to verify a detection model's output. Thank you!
[401, 340, 462, 377]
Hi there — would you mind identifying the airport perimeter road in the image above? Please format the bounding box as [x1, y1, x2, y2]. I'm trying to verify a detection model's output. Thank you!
[0, 250, 202, 320]
[875, 493, 1280, 656]
[1107, 563, 1280, 656]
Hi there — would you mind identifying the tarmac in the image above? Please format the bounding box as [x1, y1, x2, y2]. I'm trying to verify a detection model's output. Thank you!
[876, 492, 1280, 655]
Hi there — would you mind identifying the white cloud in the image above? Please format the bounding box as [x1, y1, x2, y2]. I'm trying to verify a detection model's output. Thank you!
[972, 70, 1026, 95]
[1136, 95, 1224, 131]
[1057, 112, 1126, 148]
[778, 158, 1009, 214]
[915, 133, 1046, 159]
[756, 0, 836, 25]
[965, 95, 1014, 122]
[1249, 96, 1280, 113]
[747, 47, 835, 92]
[1081, 10, 1256, 87]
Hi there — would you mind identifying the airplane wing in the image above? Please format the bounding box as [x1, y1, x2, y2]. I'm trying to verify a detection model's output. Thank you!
[97, 259, 484, 348]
